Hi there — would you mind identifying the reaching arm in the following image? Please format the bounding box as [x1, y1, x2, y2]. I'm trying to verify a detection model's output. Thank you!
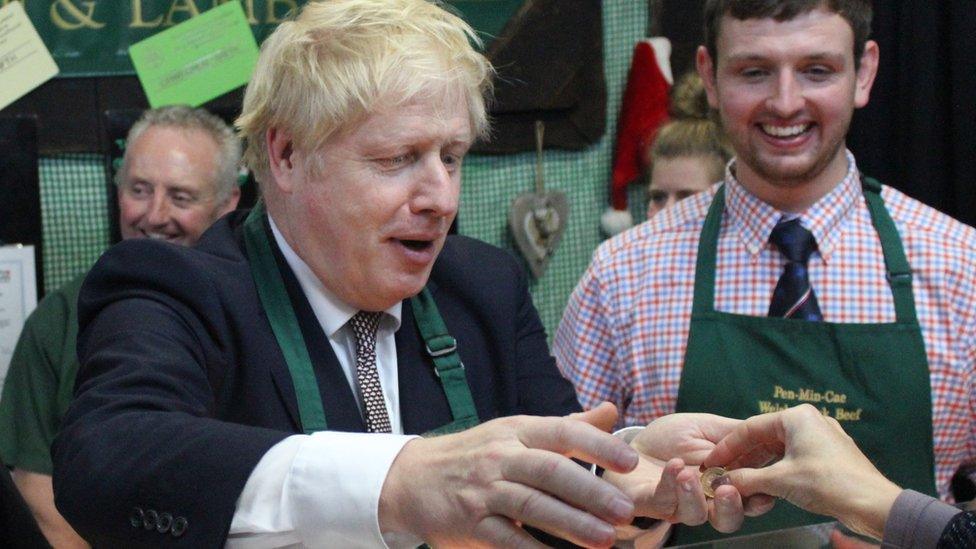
[704, 403, 904, 540]
[53, 242, 294, 546]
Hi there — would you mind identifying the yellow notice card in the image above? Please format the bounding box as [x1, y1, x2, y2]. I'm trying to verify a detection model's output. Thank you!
[129, 2, 259, 108]
[0, 2, 59, 111]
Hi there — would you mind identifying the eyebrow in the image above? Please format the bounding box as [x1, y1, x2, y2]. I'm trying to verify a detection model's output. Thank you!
[724, 52, 847, 64]
[124, 177, 203, 197]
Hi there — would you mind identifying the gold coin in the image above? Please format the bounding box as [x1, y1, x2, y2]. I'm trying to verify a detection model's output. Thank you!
[700, 467, 729, 498]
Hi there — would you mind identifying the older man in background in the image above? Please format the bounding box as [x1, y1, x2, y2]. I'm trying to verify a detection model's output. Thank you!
[0, 105, 240, 548]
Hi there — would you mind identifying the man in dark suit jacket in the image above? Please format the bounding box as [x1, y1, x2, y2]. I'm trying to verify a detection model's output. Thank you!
[56, 206, 629, 547]
[50, 1, 646, 547]
[52, 1, 749, 546]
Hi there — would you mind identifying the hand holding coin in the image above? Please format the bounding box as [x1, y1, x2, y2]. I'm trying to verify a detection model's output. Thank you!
[700, 467, 732, 498]
[704, 404, 902, 540]
[603, 412, 776, 534]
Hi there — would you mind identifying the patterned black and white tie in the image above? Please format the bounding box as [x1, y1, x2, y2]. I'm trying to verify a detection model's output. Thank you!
[349, 311, 392, 433]
[768, 218, 824, 321]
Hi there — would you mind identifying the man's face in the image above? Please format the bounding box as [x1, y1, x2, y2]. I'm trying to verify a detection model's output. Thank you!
[118, 126, 237, 246]
[697, 9, 878, 201]
[272, 94, 471, 312]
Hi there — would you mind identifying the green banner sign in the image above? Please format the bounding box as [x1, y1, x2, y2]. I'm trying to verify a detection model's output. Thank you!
[3, 0, 523, 77]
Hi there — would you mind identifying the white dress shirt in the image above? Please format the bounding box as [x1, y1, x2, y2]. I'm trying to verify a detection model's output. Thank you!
[226, 215, 420, 548]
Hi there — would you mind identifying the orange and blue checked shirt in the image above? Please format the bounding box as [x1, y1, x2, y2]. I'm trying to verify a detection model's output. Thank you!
[554, 151, 976, 499]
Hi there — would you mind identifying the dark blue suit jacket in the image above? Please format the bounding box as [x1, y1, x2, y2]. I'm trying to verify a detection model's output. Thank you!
[52, 210, 581, 547]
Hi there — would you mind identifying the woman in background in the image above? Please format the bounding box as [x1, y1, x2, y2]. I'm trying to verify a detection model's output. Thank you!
[645, 72, 732, 219]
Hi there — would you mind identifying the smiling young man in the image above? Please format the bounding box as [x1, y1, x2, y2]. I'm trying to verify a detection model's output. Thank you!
[555, 0, 976, 543]
[0, 105, 240, 548]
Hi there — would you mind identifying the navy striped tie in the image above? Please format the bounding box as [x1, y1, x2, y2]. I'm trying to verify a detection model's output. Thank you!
[768, 218, 823, 321]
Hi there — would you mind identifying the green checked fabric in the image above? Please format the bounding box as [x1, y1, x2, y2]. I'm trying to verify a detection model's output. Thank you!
[459, 0, 649, 338]
[39, 154, 111, 291]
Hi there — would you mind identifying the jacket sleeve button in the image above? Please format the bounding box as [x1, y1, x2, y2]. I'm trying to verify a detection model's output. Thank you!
[171, 516, 188, 538]
[143, 509, 159, 530]
[156, 512, 173, 534]
[129, 507, 144, 529]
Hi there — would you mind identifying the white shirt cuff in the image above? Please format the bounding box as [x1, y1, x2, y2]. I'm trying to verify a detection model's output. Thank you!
[228, 432, 418, 548]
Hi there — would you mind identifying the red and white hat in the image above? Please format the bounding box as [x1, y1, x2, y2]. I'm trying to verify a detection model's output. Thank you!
[603, 37, 674, 236]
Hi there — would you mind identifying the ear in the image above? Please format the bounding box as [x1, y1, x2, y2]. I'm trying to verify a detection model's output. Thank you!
[267, 127, 298, 193]
[218, 186, 241, 216]
[854, 40, 880, 108]
[696, 45, 720, 109]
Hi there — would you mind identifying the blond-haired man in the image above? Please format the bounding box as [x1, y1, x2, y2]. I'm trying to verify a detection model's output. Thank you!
[51, 1, 759, 546]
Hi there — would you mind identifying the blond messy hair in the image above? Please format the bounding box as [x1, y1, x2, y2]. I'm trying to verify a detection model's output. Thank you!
[236, 0, 493, 186]
[648, 72, 733, 183]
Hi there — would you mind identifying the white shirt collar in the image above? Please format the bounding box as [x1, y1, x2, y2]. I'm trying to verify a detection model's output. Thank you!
[266, 213, 402, 335]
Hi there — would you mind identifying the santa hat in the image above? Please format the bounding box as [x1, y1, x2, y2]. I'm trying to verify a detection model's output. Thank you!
[603, 37, 674, 236]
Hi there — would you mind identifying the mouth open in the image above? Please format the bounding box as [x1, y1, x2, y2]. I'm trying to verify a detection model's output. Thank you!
[760, 123, 814, 139]
[142, 231, 180, 242]
[398, 239, 434, 251]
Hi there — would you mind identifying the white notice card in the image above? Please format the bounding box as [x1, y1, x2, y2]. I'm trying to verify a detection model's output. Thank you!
[0, 1, 59, 111]
[0, 245, 38, 392]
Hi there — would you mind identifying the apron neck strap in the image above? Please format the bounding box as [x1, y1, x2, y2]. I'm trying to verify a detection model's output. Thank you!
[860, 176, 917, 322]
[243, 203, 479, 433]
[690, 186, 725, 315]
[243, 202, 328, 433]
[409, 289, 479, 427]
[692, 178, 917, 323]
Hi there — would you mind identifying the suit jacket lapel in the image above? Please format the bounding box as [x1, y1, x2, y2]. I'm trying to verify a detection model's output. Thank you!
[242, 216, 365, 433]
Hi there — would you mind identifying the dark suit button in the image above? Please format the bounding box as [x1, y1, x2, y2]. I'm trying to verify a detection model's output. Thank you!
[156, 512, 173, 534]
[171, 516, 188, 538]
[129, 507, 145, 528]
[143, 509, 158, 530]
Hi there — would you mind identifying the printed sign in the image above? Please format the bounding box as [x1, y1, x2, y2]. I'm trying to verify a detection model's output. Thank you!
[0, 1, 59, 110]
[130, 1, 258, 107]
[0, 245, 37, 392]
[0, 0, 518, 77]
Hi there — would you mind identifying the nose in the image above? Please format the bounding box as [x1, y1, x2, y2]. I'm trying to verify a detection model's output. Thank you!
[412, 155, 460, 218]
[767, 69, 804, 117]
[146, 193, 171, 227]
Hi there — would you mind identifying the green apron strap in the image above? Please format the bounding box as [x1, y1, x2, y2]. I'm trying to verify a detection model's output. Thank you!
[243, 205, 479, 435]
[861, 176, 917, 323]
[690, 185, 726, 315]
[410, 288, 480, 429]
[243, 202, 328, 434]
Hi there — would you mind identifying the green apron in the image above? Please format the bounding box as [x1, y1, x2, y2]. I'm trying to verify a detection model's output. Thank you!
[242, 203, 480, 436]
[670, 178, 938, 545]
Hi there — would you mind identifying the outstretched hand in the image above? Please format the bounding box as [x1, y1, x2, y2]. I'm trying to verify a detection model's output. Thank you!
[379, 402, 640, 548]
[604, 413, 775, 534]
[704, 404, 902, 540]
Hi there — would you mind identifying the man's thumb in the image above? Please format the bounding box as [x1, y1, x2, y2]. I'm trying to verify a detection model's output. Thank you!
[725, 466, 780, 499]
[568, 402, 619, 433]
